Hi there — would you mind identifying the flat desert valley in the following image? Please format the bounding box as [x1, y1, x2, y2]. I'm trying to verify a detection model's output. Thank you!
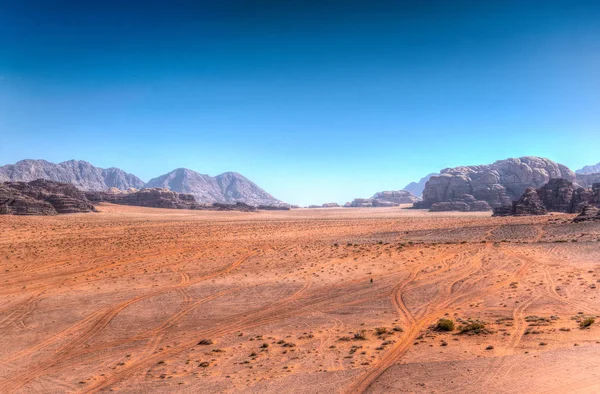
[1, 204, 600, 393]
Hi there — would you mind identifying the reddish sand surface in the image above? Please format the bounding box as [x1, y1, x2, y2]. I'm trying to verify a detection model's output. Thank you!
[1, 203, 600, 393]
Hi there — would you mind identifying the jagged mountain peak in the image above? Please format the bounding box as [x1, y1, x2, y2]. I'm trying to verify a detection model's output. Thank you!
[145, 168, 282, 206]
[576, 162, 600, 174]
[0, 159, 145, 191]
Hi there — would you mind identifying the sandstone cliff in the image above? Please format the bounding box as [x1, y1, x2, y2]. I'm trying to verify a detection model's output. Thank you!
[418, 157, 575, 209]
[1, 179, 96, 215]
[573, 205, 600, 222]
[86, 188, 259, 212]
[346, 190, 419, 208]
[430, 195, 492, 212]
[492, 187, 547, 216]
[493, 179, 600, 216]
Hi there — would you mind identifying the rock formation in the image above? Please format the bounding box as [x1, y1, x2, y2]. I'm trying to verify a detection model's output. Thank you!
[346, 190, 419, 208]
[145, 168, 283, 206]
[493, 188, 547, 216]
[0, 160, 144, 191]
[573, 205, 600, 222]
[417, 157, 575, 209]
[493, 179, 600, 216]
[430, 194, 492, 212]
[1, 179, 96, 215]
[211, 203, 258, 212]
[536, 179, 576, 213]
[576, 173, 600, 188]
[403, 173, 437, 197]
[256, 204, 291, 211]
[86, 188, 203, 210]
[346, 198, 395, 208]
[307, 203, 340, 208]
[576, 162, 600, 174]
[371, 190, 420, 204]
[86, 188, 260, 212]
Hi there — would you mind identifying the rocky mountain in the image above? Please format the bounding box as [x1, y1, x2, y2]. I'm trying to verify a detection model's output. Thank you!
[0, 160, 284, 207]
[493, 179, 600, 216]
[0, 160, 145, 191]
[576, 173, 600, 188]
[345, 190, 419, 208]
[1, 179, 96, 215]
[492, 187, 547, 216]
[85, 188, 258, 211]
[403, 173, 437, 197]
[576, 162, 600, 174]
[416, 157, 576, 209]
[430, 195, 491, 212]
[145, 168, 283, 206]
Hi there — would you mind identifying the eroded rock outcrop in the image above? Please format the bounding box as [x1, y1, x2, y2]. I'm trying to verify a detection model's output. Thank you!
[212, 202, 257, 212]
[256, 204, 290, 210]
[346, 190, 419, 208]
[0, 179, 96, 215]
[493, 187, 547, 216]
[430, 194, 492, 212]
[537, 179, 576, 213]
[346, 198, 395, 208]
[418, 157, 575, 209]
[493, 179, 600, 216]
[573, 205, 600, 222]
[87, 188, 261, 211]
[86, 188, 202, 210]
[371, 190, 420, 204]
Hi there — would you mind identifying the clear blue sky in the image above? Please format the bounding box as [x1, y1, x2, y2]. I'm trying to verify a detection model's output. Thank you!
[1, 0, 599, 205]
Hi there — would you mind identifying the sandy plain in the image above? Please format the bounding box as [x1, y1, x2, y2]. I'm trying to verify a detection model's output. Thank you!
[1, 203, 599, 393]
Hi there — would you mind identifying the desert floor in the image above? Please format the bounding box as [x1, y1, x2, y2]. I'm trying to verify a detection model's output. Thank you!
[1, 204, 600, 393]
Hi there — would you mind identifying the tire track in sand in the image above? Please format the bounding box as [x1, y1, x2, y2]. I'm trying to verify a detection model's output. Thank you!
[344, 246, 488, 394]
[0, 252, 256, 393]
[345, 243, 538, 394]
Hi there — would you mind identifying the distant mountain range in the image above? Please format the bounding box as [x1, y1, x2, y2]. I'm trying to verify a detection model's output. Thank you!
[145, 168, 281, 206]
[402, 173, 437, 197]
[576, 162, 600, 174]
[0, 160, 283, 206]
[2, 158, 598, 209]
[0, 160, 145, 191]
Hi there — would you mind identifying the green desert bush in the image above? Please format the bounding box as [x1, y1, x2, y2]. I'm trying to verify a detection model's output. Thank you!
[580, 317, 595, 328]
[458, 322, 488, 335]
[436, 318, 455, 331]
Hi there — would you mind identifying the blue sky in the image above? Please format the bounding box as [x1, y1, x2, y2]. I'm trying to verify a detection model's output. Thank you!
[1, 0, 599, 205]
